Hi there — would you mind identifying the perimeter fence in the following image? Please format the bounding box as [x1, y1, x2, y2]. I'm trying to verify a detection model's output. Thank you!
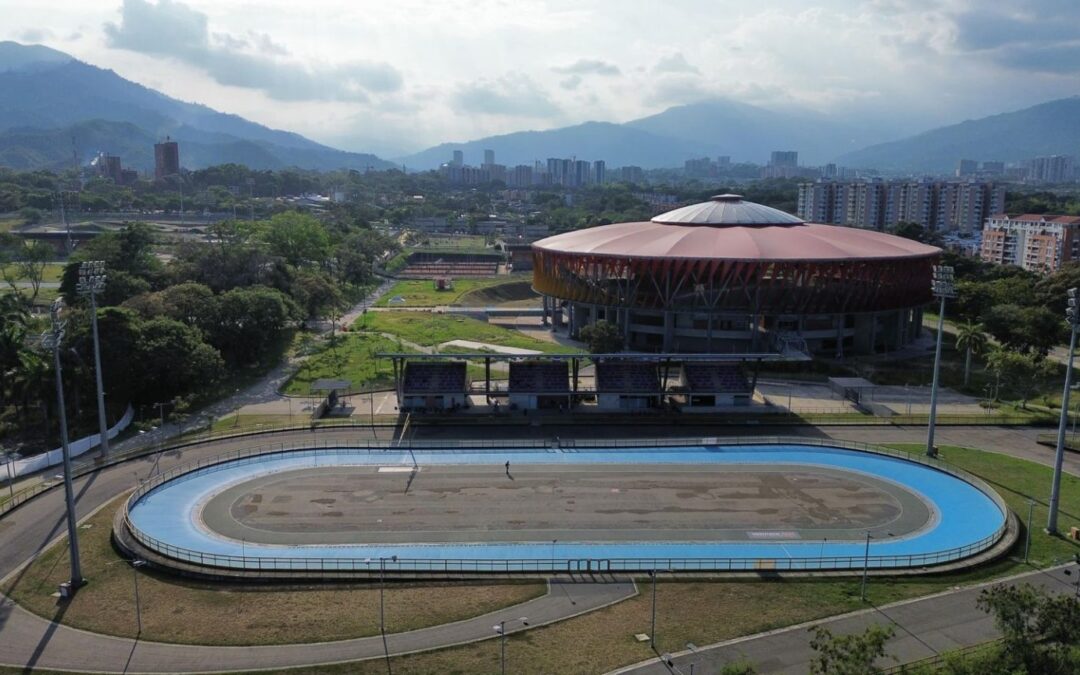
[119, 436, 1012, 575]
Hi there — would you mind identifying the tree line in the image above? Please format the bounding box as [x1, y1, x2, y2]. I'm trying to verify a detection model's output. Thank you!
[0, 210, 398, 453]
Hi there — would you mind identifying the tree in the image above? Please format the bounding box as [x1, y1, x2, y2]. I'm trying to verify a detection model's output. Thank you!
[207, 285, 300, 365]
[808, 624, 895, 675]
[977, 582, 1080, 674]
[291, 269, 344, 321]
[982, 304, 1063, 355]
[986, 349, 1056, 408]
[955, 321, 988, 387]
[1, 240, 51, 304]
[578, 320, 624, 354]
[131, 318, 224, 403]
[259, 212, 331, 268]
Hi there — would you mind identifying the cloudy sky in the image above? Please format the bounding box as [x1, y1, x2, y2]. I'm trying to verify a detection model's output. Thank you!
[6, 0, 1080, 157]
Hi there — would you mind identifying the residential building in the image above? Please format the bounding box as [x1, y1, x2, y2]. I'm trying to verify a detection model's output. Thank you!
[154, 137, 180, 179]
[451, 150, 464, 167]
[955, 159, 978, 177]
[798, 180, 1005, 234]
[508, 164, 533, 188]
[770, 151, 798, 168]
[483, 149, 495, 167]
[1029, 155, 1074, 183]
[980, 213, 1080, 274]
[593, 160, 606, 185]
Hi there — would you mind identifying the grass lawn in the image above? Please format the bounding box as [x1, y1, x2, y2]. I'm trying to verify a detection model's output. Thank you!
[283, 333, 407, 395]
[1, 262, 65, 283]
[356, 311, 580, 354]
[377, 277, 523, 307]
[3, 495, 545, 646]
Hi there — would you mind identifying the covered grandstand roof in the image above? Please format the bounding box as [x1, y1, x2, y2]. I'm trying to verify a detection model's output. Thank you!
[533, 195, 940, 263]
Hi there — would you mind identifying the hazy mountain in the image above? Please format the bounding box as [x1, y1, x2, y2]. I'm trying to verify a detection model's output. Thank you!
[625, 99, 888, 165]
[836, 97, 1080, 173]
[0, 41, 394, 172]
[399, 98, 894, 170]
[396, 121, 724, 170]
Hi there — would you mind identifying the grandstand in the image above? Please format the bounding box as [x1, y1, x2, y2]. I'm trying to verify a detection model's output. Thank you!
[399, 362, 468, 412]
[594, 360, 663, 410]
[678, 363, 752, 408]
[508, 361, 571, 410]
[397, 251, 502, 279]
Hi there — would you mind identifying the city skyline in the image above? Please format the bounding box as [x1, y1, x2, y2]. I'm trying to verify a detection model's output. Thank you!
[5, 0, 1080, 158]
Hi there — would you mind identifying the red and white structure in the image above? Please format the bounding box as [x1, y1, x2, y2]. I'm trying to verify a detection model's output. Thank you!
[532, 194, 941, 356]
[980, 213, 1080, 275]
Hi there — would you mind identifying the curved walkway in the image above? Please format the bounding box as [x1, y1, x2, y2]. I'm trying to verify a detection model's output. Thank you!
[0, 579, 634, 673]
[0, 425, 1073, 673]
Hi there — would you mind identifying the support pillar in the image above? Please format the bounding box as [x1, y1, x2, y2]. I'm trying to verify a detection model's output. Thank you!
[663, 310, 674, 353]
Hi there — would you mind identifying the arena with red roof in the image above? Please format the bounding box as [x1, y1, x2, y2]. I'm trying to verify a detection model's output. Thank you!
[532, 194, 941, 355]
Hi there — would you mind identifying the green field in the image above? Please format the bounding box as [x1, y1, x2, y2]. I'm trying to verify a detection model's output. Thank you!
[283, 333, 408, 395]
[1, 262, 65, 283]
[377, 277, 524, 307]
[356, 311, 579, 354]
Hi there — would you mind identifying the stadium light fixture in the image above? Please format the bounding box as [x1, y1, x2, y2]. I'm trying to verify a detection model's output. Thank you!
[926, 265, 956, 458]
[76, 260, 109, 459]
[1047, 287, 1080, 534]
[41, 298, 84, 593]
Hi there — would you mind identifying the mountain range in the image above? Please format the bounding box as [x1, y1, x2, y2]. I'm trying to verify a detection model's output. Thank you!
[835, 97, 1080, 173]
[0, 41, 394, 172]
[0, 41, 1078, 176]
[395, 99, 890, 170]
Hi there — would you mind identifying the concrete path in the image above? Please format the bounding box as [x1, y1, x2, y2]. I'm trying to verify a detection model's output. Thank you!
[613, 565, 1079, 675]
[0, 579, 635, 673]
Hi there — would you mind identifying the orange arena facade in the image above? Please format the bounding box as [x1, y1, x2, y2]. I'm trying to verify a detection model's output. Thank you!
[531, 195, 942, 355]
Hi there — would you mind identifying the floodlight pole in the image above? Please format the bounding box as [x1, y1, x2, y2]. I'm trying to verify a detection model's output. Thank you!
[650, 569, 657, 650]
[43, 299, 84, 591]
[4, 452, 15, 501]
[77, 261, 109, 459]
[1048, 287, 1079, 534]
[926, 266, 955, 458]
[860, 531, 871, 602]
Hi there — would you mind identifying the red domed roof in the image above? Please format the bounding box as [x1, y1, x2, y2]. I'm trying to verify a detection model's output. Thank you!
[533, 196, 940, 262]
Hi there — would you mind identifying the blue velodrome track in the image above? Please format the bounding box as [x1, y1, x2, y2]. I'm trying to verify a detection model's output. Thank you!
[125, 445, 1008, 572]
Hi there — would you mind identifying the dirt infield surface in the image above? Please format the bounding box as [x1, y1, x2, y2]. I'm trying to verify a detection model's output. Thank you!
[200, 464, 931, 545]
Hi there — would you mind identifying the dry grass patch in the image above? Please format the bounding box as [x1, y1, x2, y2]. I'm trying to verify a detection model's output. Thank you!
[3, 495, 544, 645]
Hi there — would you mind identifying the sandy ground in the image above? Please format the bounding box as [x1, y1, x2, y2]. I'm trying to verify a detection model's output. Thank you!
[200, 463, 929, 545]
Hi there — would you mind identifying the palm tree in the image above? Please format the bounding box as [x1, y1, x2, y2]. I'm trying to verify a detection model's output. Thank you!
[955, 321, 988, 387]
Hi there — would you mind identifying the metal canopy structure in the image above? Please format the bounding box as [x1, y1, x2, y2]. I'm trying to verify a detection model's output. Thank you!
[377, 350, 809, 403]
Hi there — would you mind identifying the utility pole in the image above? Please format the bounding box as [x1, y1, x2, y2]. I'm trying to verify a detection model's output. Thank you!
[1048, 287, 1079, 534]
[926, 265, 955, 458]
[77, 261, 109, 459]
[42, 299, 84, 592]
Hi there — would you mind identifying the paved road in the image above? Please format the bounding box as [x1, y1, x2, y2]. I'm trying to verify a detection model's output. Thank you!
[0, 424, 1074, 673]
[614, 565, 1079, 675]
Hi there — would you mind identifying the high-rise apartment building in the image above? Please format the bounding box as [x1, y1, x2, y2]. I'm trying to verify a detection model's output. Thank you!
[572, 160, 591, 187]
[154, 137, 180, 179]
[508, 165, 533, 188]
[1029, 155, 1074, 183]
[955, 159, 978, 177]
[770, 151, 798, 167]
[797, 180, 1005, 234]
[593, 160, 606, 185]
[981, 214, 1080, 274]
[483, 149, 495, 167]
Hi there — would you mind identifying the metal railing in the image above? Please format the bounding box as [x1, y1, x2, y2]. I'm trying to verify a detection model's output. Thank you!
[120, 436, 1012, 575]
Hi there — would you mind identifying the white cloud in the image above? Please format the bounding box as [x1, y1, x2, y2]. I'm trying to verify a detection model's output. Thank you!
[653, 53, 701, 75]
[103, 0, 401, 102]
[452, 74, 561, 118]
[553, 59, 621, 76]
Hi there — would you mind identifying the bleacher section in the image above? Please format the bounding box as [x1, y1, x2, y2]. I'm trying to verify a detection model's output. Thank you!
[595, 361, 662, 393]
[398, 261, 499, 278]
[402, 362, 468, 394]
[509, 361, 569, 393]
[682, 363, 751, 393]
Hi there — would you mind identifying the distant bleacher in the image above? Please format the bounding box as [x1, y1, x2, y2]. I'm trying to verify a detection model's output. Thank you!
[509, 361, 569, 393]
[682, 363, 751, 393]
[595, 361, 661, 393]
[402, 362, 468, 394]
[398, 261, 499, 278]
